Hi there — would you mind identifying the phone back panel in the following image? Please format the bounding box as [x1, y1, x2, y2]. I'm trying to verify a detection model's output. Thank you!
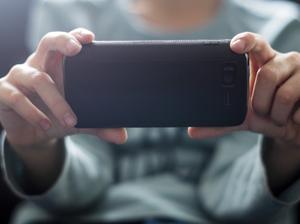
[64, 40, 249, 128]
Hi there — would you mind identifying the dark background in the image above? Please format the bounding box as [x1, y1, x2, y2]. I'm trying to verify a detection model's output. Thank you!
[0, 0, 299, 223]
[0, 1, 32, 222]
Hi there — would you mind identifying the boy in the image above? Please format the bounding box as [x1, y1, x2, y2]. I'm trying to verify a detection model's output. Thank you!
[2, 0, 300, 223]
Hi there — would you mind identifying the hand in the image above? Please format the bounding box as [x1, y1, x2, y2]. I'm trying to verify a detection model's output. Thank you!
[189, 32, 300, 148]
[0, 28, 127, 148]
[188, 32, 300, 194]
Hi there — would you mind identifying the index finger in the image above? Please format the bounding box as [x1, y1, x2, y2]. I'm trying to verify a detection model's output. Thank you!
[28, 28, 95, 70]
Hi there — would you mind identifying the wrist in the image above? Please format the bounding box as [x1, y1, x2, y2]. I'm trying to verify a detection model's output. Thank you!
[263, 136, 300, 195]
[6, 137, 60, 168]
[1, 131, 65, 193]
[8, 138, 59, 154]
[270, 138, 300, 161]
[6, 137, 65, 193]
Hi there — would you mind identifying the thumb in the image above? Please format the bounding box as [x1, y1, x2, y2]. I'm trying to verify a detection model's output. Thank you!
[230, 32, 276, 67]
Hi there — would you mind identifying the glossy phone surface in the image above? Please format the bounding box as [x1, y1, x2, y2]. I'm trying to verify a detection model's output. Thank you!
[64, 40, 249, 128]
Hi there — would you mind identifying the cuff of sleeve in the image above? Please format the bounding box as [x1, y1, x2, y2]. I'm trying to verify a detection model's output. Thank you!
[0, 131, 70, 203]
[260, 136, 300, 205]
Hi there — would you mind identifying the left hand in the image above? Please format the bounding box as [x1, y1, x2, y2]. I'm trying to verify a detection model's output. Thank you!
[189, 32, 300, 148]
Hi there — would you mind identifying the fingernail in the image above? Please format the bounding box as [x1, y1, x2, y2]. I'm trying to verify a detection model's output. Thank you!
[63, 113, 77, 127]
[39, 119, 51, 131]
[103, 129, 127, 144]
[67, 39, 81, 51]
[232, 39, 246, 52]
[109, 134, 123, 144]
[116, 135, 127, 144]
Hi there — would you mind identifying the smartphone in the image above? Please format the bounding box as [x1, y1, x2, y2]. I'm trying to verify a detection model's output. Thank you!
[63, 40, 249, 128]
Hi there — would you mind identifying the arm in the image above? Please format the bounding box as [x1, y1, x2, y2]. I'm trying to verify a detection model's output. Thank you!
[197, 133, 294, 222]
[2, 133, 115, 212]
[263, 138, 300, 196]
[189, 32, 300, 221]
[7, 137, 63, 192]
[0, 28, 127, 212]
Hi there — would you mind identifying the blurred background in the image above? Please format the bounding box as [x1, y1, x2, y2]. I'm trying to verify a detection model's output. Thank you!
[0, 0, 299, 223]
[0, 1, 32, 222]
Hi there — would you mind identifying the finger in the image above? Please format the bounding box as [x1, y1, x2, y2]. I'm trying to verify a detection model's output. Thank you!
[231, 32, 277, 67]
[188, 125, 245, 139]
[96, 128, 128, 144]
[293, 107, 300, 125]
[187, 106, 287, 140]
[7, 65, 77, 128]
[30, 28, 95, 67]
[29, 32, 82, 68]
[271, 70, 300, 125]
[69, 27, 95, 44]
[0, 81, 51, 131]
[246, 112, 289, 139]
[252, 53, 298, 116]
[70, 128, 128, 144]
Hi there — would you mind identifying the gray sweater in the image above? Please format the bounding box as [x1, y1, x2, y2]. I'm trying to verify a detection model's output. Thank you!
[2, 0, 300, 223]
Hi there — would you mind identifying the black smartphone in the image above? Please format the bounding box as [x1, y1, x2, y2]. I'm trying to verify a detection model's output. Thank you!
[63, 40, 249, 128]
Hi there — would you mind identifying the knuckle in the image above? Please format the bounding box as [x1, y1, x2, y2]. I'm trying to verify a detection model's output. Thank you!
[9, 91, 24, 107]
[40, 32, 67, 48]
[8, 64, 23, 77]
[40, 32, 54, 45]
[254, 35, 268, 51]
[51, 100, 66, 115]
[252, 99, 268, 115]
[31, 72, 50, 86]
[42, 32, 58, 41]
[286, 51, 300, 66]
[276, 86, 296, 106]
[259, 66, 279, 84]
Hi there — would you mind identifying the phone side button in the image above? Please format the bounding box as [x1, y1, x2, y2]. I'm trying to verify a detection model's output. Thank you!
[224, 91, 232, 106]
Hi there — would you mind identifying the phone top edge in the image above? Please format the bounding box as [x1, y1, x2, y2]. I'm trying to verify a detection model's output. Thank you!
[89, 39, 232, 46]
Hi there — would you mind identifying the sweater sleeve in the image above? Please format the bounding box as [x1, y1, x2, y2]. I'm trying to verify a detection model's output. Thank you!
[1, 133, 114, 213]
[197, 132, 300, 223]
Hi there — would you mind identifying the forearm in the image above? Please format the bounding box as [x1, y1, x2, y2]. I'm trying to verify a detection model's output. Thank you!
[263, 137, 300, 196]
[8, 137, 64, 192]
[197, 134, 295, 222]
[2, 134, 114, 212]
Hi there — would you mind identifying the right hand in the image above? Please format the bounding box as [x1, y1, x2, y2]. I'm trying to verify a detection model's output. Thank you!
[0, 28, 127, 148]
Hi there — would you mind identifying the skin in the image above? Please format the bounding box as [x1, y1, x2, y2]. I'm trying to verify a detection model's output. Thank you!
[131, 0, 220, 32]
[189, 34, 300, 195]
[0, 29, 128, 190]
[1, 0, 300, 195]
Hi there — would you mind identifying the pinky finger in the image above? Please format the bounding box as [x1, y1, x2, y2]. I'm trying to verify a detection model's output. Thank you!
[0, 82, 51, 131]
